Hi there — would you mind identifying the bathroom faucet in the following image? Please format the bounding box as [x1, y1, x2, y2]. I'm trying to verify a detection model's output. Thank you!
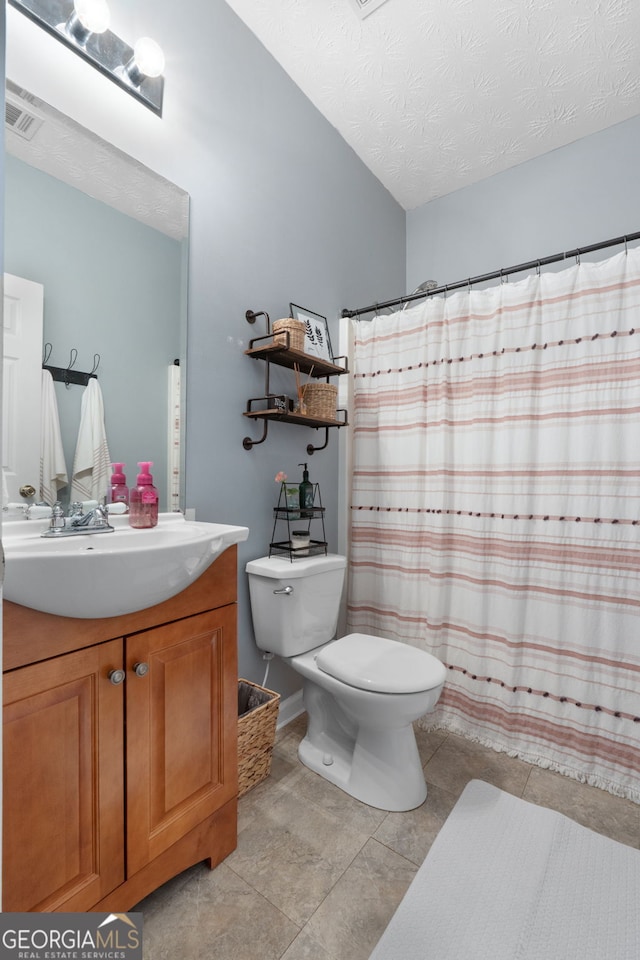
[70, 501, 110, 529]
[41, 499, 115, 538]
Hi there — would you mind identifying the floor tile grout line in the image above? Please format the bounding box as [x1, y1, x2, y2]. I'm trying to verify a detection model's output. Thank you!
[224, 857, 305, 933]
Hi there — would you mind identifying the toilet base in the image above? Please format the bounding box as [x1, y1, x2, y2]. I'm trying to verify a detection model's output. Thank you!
[298, 684, 428, 811]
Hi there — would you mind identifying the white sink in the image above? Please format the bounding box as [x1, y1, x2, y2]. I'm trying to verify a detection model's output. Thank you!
[2, 512, 249, 619]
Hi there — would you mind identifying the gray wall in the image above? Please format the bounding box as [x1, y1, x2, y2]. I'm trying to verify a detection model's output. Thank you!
[0, 0, 5, 898]
[5, 155, 182, 505]
[406, 114, 640, 292]
[5, 0, 406, 700]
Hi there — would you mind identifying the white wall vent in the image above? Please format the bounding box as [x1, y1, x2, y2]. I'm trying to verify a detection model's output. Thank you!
[5, 92, 43, 142]
[348, 0, 391, 20]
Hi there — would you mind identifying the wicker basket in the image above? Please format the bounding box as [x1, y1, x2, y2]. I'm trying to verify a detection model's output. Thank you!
[272, 318, 305, 352]
[303, 382, 338, 420]
[237, 679, 281, 797]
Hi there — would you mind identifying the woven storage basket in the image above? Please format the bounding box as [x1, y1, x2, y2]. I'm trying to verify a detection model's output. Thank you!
[237, 679, 281, 797]
[303, 382, 338, 420]
[272, 318, 305, 352]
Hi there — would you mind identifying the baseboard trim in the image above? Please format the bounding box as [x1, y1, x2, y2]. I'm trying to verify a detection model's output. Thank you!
[276, 689, 305, 730]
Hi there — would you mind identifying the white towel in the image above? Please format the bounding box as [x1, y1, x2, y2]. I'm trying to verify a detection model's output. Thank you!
[40, 369, 69, 506]
[70, 377, 111, 503]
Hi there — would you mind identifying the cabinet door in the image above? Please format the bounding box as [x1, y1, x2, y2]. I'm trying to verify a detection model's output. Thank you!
[3, 640, 125, 911]
[126, 605, 237, 875]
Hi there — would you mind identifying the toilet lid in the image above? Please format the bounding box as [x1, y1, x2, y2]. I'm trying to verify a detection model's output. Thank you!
[315, 633, 446, 694]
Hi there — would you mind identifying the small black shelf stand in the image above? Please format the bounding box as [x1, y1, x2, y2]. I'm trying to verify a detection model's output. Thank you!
[269, 482, 328, 561]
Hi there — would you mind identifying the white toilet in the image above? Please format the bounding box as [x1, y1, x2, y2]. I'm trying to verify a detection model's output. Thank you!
[246, 553, 446, 811]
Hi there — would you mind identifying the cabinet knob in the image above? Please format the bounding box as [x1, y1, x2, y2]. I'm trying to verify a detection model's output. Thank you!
[108, 668, 126, 685]
[133, 661, 149, 678]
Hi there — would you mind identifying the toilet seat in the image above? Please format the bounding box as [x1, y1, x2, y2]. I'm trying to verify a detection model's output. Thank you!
[315, 633, 446, 694]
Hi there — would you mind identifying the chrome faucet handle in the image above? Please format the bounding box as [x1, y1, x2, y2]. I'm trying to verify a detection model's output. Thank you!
[51, 501, 66, 530]
[94, 502, 109, 526]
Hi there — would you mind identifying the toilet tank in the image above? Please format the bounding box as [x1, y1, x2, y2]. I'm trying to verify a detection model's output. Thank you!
[246, 554, 347, 657]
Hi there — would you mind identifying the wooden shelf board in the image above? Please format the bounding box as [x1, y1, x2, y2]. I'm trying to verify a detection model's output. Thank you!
[243, 409, 346, 428]
[244, 343, 346, 377]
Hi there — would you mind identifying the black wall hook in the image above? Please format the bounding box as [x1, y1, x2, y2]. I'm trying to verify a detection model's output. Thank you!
[42, 345, 100, 387]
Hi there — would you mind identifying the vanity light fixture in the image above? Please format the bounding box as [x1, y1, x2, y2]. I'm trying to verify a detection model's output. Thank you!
[64, 0, 110, 46]
[8, 0, 165, 115]
[122, 37, 165, 87]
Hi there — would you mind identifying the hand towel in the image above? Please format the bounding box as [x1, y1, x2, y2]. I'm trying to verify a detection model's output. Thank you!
[40, 369, 69, 506]
[70, 377, 111, 503]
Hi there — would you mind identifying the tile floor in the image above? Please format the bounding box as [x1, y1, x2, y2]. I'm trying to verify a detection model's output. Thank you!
[137, 715, 640, 960]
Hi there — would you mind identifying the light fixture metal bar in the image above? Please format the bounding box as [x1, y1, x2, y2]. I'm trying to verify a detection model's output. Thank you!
[9, 0, 164, 116]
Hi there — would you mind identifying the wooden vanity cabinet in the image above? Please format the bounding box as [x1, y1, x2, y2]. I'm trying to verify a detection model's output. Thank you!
[2, 546, 239, 913]
[3, 639, 125, 911]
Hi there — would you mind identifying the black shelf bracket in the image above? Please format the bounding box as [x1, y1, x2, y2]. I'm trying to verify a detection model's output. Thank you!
[243, 419, 268, 450]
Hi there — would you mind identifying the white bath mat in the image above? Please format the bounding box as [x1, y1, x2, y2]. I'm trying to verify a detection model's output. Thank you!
[370, 779, 640, 960]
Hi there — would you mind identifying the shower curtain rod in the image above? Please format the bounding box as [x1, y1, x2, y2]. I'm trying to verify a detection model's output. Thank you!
[341, 230, 640, 319]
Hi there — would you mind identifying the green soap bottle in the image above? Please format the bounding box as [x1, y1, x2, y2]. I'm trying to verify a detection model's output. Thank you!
[299, 462, 314, 518]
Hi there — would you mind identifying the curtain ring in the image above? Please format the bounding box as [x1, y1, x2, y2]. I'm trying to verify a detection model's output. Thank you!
[536, 261, 541, 277]
[576, 251, 581, 266]
[624, 236, 628, 255]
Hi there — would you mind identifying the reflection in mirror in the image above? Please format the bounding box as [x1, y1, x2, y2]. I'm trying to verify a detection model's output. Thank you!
[3, 80, 189, 512]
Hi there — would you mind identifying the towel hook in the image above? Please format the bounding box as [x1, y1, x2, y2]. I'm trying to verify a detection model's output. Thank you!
[42, 342, 53, 365]
[65, 348, 78, 388]
[90, 353, 101, 376]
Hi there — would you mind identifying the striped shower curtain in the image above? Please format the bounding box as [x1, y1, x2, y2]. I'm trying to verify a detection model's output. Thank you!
[348, 248, 640, 801]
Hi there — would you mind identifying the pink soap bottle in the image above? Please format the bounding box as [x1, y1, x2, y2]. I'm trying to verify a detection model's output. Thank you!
[109, 463, 129, 508]
[129, 461, 159, 529]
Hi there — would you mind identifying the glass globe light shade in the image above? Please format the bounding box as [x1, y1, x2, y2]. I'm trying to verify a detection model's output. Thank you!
[73, 0, 110, 34]
[133, 37, 165, 78]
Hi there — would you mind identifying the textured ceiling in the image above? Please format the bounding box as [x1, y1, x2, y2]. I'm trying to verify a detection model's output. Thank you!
[223, 0, 640, 210]
[5, 82, 189, 240]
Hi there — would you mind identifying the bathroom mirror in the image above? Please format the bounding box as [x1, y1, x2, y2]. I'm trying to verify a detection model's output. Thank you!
[3, 80, 189, 511]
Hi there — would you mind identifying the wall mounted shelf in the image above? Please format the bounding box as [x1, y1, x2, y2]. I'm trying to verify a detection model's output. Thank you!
[242, 309, 348, 454]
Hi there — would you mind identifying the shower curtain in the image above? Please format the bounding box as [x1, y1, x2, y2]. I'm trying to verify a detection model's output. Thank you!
[348, 248, 640, 801]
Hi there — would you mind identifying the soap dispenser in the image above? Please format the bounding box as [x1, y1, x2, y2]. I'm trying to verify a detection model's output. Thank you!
[129, 461, 159, 529]
[109, 463, 129, 508]
[298, 462, 314, 518]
